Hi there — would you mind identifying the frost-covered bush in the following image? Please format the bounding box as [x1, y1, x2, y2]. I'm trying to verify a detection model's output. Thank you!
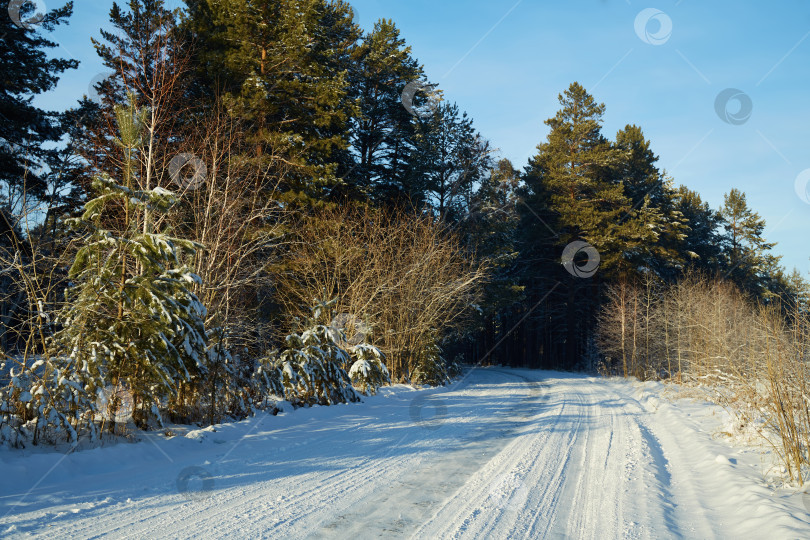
[0, 357, 98, 446]
[196, 330, 255, 424]
[0, 362, 42, 446]
[260, 325, 360, 406]
[348, 343, 390, 395]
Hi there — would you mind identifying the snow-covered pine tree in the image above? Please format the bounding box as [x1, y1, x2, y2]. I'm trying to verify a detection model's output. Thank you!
[260, 323, 359, 407]
[256, 299, 396, 405]
[410, 340, 450, 386]
[348, 343, 390, 395]
[48, 95, 208, 433]
[0, 357, 74, 447]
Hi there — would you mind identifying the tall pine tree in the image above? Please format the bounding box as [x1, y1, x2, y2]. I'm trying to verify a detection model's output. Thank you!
[71, 0, 186, 202]
[521, 83, 634, 367]
[0, 1, 77, 208]
[183, 0, 361, 205]
[719, 188, 779, 297]
[347, 19, 423, 202]
[673, 185, 724, 274]
[409, 102, 491, 219]
[611, 124, 687, 280]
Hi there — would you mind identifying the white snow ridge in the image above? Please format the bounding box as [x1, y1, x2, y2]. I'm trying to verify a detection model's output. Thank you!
[2, 367, 810, 539]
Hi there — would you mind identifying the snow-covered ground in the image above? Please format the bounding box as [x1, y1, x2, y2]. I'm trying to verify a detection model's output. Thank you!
[2, 367, 810, 539]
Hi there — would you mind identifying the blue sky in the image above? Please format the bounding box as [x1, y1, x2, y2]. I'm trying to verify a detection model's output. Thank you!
[35, 0, 810, 275]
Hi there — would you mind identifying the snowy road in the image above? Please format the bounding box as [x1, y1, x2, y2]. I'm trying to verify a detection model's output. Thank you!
[2, 367, 810, 538]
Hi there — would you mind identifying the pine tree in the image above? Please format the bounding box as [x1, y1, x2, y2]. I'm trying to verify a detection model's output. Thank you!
[49, 96, 208, 430]
[73, 0, 185, 197]
[91, 0, 183, 105]
[612, 125, 687, 279]
[0, 1, 77, 205]
[310, 0, 364, 196]
[183, 0, 361, 206]
[465, 158, 522, 300]
[520, 83, 635, 367]
[347, 343, 389, 395]
[524, 83, 631, 268]
[451, 159, 524, 365]
[781, 268, 810, 311]
[255, 298, 391, 403]
[673, 186, 724, 273]
[347, 19, 423, 201]
[719, 188, 778, 297]
[257, 299, 358, 406]
[409, 102, 491, 218]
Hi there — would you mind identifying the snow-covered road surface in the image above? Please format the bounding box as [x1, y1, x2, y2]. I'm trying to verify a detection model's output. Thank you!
[2, 367, 810, 539]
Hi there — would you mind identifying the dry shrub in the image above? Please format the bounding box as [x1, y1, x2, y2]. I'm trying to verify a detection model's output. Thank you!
[154, 101, 294, 424]
[171, 102, 286, 353]
[0, 199, 81, 444]
[598, 272, 810, 484]
[598, 274, 755, 381]
[754, 304, 810, 484]
[271, 205, 488, 381]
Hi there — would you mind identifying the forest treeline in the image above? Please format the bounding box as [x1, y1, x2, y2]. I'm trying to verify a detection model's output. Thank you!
[1, 1, 808, 448]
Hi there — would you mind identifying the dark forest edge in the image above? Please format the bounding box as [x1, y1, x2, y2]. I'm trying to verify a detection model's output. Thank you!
[1, 0, 808, 465]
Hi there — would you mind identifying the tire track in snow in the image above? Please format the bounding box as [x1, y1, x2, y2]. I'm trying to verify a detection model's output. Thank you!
[413, 370, 582, 539]
[635, 421, 680, 537]
[414, 373, 715, 540]
[608, 381, 719, 539]
[32, 408, 429, 537]
[313, 369, 548, 538]
[520, 385, 589, 539]
[559, 383, 617, 539]
[42, 369, 526, 540]
[10, 369, 810, 539]
[620, 384, 727, 539]
[20, 412, 400, 539]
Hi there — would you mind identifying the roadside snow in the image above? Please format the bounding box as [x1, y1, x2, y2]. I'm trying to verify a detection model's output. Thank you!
[1, 367, 809, 539]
